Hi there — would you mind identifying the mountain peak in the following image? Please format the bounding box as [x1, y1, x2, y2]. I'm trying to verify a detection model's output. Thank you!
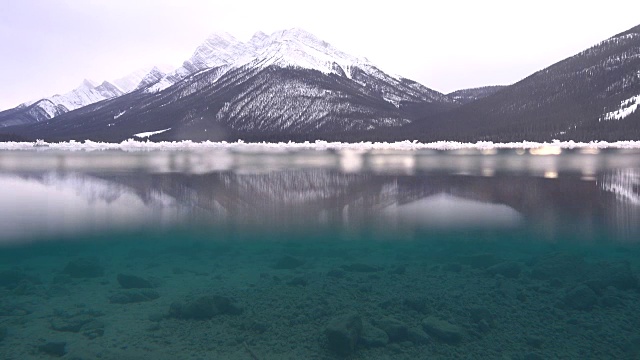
[135, 67, 168, 90]
[250, 31, 268, 39]
[248, 31, 269, 47]
[205, 31, 239, 44]
[245, 28, 368, 76]
[80, 79, 97, 89]
[274, 27, 318, 39]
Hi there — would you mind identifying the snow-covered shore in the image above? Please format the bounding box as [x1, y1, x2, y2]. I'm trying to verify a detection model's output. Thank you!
[2, 138, 640, 151]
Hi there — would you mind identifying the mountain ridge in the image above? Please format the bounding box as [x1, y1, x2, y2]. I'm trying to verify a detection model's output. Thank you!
[1, 24, 639, 142]
[6, 28, 453, 142]
[389, 23, 640, 142]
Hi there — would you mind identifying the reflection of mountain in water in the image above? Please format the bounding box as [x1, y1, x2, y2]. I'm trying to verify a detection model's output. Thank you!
[35, 173, 176, 206]
[384, 193, 523, 228]
[9, 168, 640, 238]
[96, 170, 399, 227]
[87, 170, 639, 236]
[0, 173, 185, 241]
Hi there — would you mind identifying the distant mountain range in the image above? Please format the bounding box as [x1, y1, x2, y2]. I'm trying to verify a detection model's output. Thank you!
[0, 25, 639, 142]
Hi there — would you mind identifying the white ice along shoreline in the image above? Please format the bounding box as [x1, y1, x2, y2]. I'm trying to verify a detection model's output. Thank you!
[3, 139, 640, 151]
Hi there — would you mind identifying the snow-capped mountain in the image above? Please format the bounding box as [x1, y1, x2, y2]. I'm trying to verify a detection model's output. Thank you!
[135, 67, 168, 90]
[0, 64, 181, 129]
[112, 68, 154, 93]
[112, 65, 176, 93]
[47, 80, 123, 116]
[146, 28, 450, 103]
[10, 28, 454, 142]
[0, 80, 123, 128]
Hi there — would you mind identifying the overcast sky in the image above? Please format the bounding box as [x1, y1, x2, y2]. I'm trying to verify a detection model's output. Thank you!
[0, 0, 638, 110]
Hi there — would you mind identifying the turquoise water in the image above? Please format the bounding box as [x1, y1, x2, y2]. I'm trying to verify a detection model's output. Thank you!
[0, 149, 639, 359]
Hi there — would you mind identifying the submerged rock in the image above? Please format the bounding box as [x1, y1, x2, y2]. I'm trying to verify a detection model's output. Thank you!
[50, 309, 104, 338]
[487, 261, 522, 278]
[530, 253, 585, 281]
[407, 327, 431, 345]
[287, 277, 308, 287]
[422, 316, 463, 344]
[341, 263, 381, 273]
[599, 287, 624, 307]
[360, 322, 388, 348]
[81, 320, 105, 339]
[63, 258, 104, 278]
[117, 273, 154, 289]
[468, 307, 495, 327]
[403, 297, 428, 313]
[109, 289, 159, 304]
[443, 263, 463, 273]
[524, 353, 545, 360]
[273, 255, 305, 270]
[0, 303, 31, 316]
[375, 316, 409, 342]
[457, 253, 502, 269]
[38, 342, 67, 357]
[526, 335, 545, 348]
[563, 285, 597, 311]
[0, 269, 41, 289]
[326, 269, 346, 278]
[51, 315, 101, 334]
[325, 312, 362, 356]
[169, 295, 242, 320]
[390, 264, 407, 275]
[586, 261, 638, 293]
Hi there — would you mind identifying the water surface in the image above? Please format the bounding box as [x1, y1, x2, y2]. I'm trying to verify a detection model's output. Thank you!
[1, 149, 639, 359]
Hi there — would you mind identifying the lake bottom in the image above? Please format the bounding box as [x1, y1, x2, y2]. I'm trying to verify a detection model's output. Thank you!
[1, 226, 639, 359]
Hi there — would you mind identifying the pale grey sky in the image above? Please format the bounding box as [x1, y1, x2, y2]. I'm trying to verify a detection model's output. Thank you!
[0, 0, 638, 110]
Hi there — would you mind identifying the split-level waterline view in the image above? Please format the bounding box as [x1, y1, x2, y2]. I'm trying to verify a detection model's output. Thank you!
[1, 2, 640, 359]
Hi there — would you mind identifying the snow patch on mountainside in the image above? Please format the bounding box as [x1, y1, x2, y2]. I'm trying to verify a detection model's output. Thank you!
[147, 77, 176, 93]
[114, 110, 126, 119]
[134, 128, 171, 138]
[34, 100, 63, 119]
[601, 95, 640, 121]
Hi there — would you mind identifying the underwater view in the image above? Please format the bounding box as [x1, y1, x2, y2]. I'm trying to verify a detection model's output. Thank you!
[1, 147, 639, 359]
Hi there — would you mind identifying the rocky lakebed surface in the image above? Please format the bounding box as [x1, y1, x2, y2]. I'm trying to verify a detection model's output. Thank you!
[1, 234, 639, 359]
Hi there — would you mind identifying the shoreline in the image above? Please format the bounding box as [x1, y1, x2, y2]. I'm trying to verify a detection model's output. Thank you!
[1, 139, 640, 151]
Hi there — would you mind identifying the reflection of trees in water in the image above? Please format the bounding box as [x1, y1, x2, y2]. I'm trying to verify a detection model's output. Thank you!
[600, 169, 640, 205]
[599, 169, 640, 239]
